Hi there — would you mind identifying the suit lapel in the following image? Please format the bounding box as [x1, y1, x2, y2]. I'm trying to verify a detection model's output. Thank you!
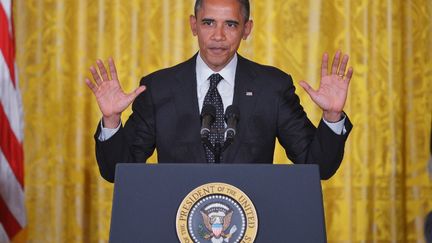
[172, 54, 207, 162]
[223, 55, 259, 162]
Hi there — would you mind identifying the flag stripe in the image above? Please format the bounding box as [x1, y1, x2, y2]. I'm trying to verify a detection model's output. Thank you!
[0, 1, 25, 241]
[0, 0, 12, 36]
[0, 0, 12, 25]
[0, 196, 21, 239]
[0, 223, 10, 243]
[0, 151, 26, 227]
[0, 2, 15, 86]
[0, 105, 23, 187]
[0, 54, 23, 142]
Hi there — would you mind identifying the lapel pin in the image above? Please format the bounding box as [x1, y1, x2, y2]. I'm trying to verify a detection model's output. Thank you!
[246, 91, 253, 96]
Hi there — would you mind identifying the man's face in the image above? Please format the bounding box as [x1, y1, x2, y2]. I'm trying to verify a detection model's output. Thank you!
[190, 0, 253, 72]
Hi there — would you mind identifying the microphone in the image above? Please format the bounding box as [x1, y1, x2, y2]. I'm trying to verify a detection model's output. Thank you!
[224, 105, 240, 139]
[200, 104, 216, 138]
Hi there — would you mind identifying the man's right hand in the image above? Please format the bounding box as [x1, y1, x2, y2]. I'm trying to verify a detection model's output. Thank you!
[85, 58, 146, 128]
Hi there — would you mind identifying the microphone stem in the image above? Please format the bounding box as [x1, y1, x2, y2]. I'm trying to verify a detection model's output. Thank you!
[215, 142, 221, 163]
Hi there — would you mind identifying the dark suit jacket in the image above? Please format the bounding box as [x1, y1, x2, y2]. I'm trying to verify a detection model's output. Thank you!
[95, 54, 352, 182]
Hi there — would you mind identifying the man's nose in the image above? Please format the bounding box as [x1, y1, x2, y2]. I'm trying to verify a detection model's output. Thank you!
[211, 25, 226, 41]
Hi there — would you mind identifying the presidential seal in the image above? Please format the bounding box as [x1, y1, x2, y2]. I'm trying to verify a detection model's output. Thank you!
[176, 183, 258, 243]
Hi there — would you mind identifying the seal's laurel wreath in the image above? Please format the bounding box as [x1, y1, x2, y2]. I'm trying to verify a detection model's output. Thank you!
[176, 183, 258, 243]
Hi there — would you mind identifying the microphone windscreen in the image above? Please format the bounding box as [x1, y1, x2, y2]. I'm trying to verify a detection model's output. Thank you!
[225, 105, 240, 121]
[201, 104, 216, 118]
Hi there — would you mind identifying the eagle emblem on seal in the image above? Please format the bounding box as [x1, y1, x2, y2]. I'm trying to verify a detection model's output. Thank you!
[199, 203, 238, 243]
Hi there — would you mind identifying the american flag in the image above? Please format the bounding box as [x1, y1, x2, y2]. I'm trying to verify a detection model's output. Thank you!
[0, 0, 26, 242]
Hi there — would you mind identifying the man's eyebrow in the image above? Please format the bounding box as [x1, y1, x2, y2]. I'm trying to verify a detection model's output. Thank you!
[201, 18, 215, 22]
[200, 18, 240, 25]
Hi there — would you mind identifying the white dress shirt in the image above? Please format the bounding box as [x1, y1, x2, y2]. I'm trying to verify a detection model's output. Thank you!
[196, 52, 237, 112]
[98, 53, 346, 141]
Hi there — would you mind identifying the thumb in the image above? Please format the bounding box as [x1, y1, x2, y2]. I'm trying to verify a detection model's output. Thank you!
[135, 85, 146, 96]
[126, 85, 146, 103]
[299, 81, 318, 99]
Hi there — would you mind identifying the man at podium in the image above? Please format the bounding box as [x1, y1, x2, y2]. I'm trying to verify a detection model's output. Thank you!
[86, 0, 353, 183]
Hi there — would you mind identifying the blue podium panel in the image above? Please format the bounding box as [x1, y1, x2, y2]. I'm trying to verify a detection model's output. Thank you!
[109, 164, 326, 243]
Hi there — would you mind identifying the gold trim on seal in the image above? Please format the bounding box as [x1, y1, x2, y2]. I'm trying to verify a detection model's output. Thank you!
[176, 182, 258, 243]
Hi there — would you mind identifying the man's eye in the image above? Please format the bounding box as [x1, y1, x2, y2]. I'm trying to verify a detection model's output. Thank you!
[203, 21, 213, 26]
[226, 23, 238, 28]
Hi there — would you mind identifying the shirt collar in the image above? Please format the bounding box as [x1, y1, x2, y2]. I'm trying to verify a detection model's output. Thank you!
[196, 52, 237, 86]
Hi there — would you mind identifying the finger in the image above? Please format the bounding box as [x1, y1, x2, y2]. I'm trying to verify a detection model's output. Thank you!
[97, 59, 110, 81]
[331, 50, 341, 75]
[344, 67, 354, 83]
[321, 53, 329, 77]
[85, 78, 98, 94]
[108, 57, 118, 81]
[126, 85, 147, 103]
[135, 85, 147, 94]
[299, 81, 318, 99]
[338, 54, 349, 76]
[89, 66, 102, 85]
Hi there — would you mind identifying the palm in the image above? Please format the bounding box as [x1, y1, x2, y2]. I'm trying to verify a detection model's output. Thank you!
[310, 74, 349, 112]
[85, 58, 146, 124]
[299, 51, 353, 121]
[93, 78, 134, 117]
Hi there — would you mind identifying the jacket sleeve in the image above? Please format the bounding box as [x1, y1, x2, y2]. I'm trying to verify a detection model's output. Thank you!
[276, 74, 352, 180]
[94, 75, 156, 183]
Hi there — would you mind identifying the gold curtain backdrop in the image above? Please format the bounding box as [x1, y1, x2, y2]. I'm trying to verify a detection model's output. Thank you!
[12, 0, 431, 242]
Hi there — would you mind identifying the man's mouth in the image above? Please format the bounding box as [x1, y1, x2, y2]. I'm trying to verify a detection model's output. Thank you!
[208, 47, 228, 54]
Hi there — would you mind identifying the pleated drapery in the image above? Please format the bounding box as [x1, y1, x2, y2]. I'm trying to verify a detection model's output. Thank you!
[13, 0, 432, 242]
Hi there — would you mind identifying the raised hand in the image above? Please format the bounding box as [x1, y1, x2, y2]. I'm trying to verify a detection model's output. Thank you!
[85, 58, 146, 128]
[299, 51, 353, 122]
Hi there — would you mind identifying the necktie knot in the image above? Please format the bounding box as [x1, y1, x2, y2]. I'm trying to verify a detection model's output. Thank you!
[209, 73, 223, 90]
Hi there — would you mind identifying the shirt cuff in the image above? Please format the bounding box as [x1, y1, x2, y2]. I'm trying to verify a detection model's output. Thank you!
[98, 119, 121, 141]
[322, 116, 347, 135]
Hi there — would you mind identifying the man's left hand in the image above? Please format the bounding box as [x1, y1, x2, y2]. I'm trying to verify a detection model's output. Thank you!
[299, 51, 353, 122]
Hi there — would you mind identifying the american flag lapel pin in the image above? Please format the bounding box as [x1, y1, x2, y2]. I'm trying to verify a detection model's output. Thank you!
[245, 91, 253, 96]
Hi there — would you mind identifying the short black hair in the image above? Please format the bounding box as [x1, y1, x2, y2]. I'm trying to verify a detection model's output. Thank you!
[194, 0, 250, 21]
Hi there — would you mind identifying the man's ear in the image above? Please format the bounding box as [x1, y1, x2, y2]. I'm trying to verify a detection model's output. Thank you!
[242, 20, 253, 40]
[190, 15, 198, 36]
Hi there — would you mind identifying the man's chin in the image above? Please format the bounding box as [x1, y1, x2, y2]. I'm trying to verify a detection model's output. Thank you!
[201, 54, 231, 71]
[207, 59, 230, 71]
